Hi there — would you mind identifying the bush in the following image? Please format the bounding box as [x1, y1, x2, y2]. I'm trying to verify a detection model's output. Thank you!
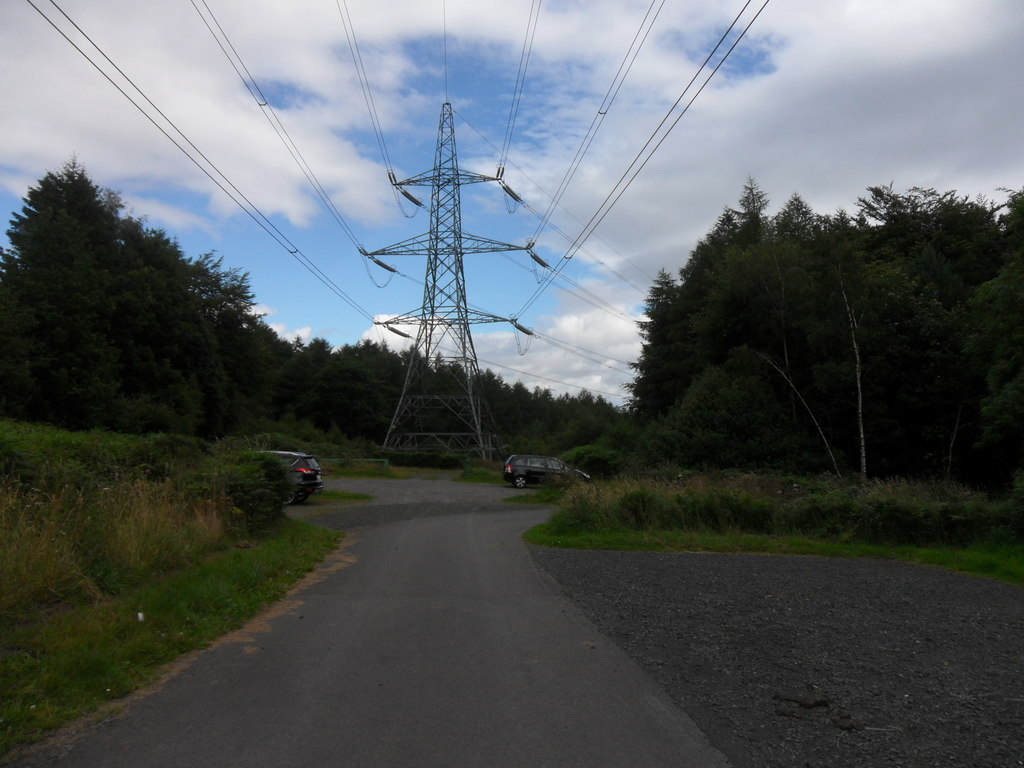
[128, 433, 209, 479]
[217, 451, 291, 534]
[1008, 469, 1024, 538]
[561, 445, 622, 478]
[616, 489, 670, 528]
[547, 472, 1019, 548]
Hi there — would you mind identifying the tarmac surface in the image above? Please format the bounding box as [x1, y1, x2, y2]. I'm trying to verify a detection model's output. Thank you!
[9, 474, 728, 767]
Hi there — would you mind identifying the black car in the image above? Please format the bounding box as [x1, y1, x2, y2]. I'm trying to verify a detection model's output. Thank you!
[502, 454, 590, 489]
[260, 450, 325, 504]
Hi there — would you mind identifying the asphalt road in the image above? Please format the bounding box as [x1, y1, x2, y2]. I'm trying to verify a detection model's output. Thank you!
[13, 475, 729, 767]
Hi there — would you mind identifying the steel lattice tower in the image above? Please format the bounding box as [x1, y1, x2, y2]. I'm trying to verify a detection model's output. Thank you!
[363, 103, 531, 458]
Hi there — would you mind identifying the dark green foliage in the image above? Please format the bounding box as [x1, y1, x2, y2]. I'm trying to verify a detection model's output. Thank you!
[0, 435, 33, 484]
[561, 444, 622, 477]
[641, 366, 823, 472]
[1008, 471, 1024, 539]
[629, 179, 1024, 485]
[6, 161, 1021, 487]
[1, 161, 290, 437]
[1, 161, 627, 460]
[556, 476, 1020, 548]
[218, 451, 291, 534]
[273, 339, 402, 441]
[127, 433, 210, 480]
[484, 373, 626, 457]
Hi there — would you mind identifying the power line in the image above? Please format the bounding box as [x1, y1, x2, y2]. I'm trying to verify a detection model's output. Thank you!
[497, 0, 543, 180]
[516, 0, 773, 318]
[28, 0, 375, 324]
[478, 357, 626, 401]
[529, 331, 634, 372]
[334, 0, 423, 221]
[528, 0, 666, 245]
[190, 0, 366, 251]
[457, 110, 652, 297]
[495, 252, 635, 324]
[336, 0, 393, 174]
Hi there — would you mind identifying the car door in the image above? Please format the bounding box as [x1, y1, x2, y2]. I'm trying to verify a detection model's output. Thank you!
[527, 456, 547, 483]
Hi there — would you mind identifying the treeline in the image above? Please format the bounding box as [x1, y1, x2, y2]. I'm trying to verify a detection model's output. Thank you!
[7, 161, 1022, 485]
[628, 179, 1024, 486]
[0, 160, 620, 453]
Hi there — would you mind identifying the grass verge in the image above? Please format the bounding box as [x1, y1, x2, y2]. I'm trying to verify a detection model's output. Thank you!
[523, 523, 1024, 584]
[0, 518, 341, 758]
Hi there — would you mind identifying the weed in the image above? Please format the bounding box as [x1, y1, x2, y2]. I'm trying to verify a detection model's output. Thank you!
[0, 519, 340, 757]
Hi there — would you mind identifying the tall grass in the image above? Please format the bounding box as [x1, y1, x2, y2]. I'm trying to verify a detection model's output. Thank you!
[548, 473, 1021, 549]
[0, 479, 228, 623]
[1, 518, 341, 756]
[0, 419, 299, 625]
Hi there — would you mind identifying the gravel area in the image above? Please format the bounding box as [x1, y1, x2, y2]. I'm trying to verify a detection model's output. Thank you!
[528, 548, 1024, 767]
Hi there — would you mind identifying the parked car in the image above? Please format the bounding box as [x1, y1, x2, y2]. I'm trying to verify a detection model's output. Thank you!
[260, 450, 325, 504]
[502, 454, 590, 489]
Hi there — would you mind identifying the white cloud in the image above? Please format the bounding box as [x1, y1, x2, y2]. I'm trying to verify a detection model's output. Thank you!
[3, 0, 1022, 404]
[269, 323, 312, 344]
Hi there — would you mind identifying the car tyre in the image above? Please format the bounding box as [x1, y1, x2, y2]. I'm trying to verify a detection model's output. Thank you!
[513, 475, 528, 489]
[285, 490, 299, 505]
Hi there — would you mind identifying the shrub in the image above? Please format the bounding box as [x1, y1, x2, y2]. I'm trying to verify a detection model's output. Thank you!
[616, 489, 670, 529]
[128, 433, 209, 478]
[217, 451, 291, 534]
[548, 481, 613, 533]
[561, 445, 622, 478]
[547, 472, 1019, 548]
[1008, 469, 1024, 538]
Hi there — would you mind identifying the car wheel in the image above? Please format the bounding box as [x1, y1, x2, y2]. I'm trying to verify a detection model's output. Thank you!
[292, 494, 308, 504]
[513, 475, 528, 489]
[285, 490, 298, 505]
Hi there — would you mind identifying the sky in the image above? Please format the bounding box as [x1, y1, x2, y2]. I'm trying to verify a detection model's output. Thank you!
[2, 0, 1023, 407]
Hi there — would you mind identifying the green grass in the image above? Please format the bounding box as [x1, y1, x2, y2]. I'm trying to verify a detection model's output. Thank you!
[523, 523, 1024, 584]
[519, 473, 1024, 584]
[322, 459, 400, 479]
[0, 518, 341, 758]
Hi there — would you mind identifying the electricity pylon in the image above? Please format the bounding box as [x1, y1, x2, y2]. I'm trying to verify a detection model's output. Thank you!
[362, 102, 532, 458]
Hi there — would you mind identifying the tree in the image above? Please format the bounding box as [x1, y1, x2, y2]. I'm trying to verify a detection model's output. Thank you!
[1, 160, 283, 435]
[2, 160, 123, 428]
[967, 192, 1024, 480]
[641, 365, 821, 471]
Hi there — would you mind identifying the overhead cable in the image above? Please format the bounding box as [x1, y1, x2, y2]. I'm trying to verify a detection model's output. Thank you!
[529, 0, 666, 245]
[477, 357, 626, 401]
[497, 0, 543, 180]
[191, 0, 366, 250]
[457, 110, 652, 295]
[516, 0, 772, 318]
[334, 0, 420, 217]
[28, 0, 374, 322]
[336, 0, 393, 173]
